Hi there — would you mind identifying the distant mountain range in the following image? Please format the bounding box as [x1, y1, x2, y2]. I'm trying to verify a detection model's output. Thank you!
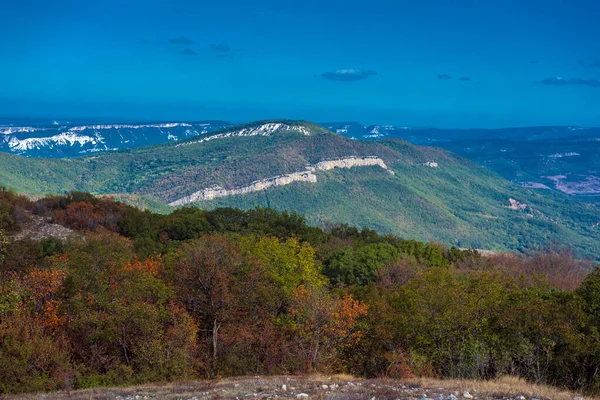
[326, 123, 600, 199]
[2, 119, 598, 199]
[0, 120, 231, 157]
[0, 119, 598, 258]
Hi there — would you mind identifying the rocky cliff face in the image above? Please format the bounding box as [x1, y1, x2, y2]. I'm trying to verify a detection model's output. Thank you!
[313, 156, 392, 173]
[169, 157, 391, 206]
[169, 171, 317, 206]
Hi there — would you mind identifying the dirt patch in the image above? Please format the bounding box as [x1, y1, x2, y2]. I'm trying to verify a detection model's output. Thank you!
[11, 211, 73, 241]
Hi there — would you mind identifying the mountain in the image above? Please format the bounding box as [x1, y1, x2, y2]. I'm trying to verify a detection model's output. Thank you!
[321, 122, 413, 140]
[325, 123, 600, 199]
[3, 119, 598, 200]
[0, 119, 231, 157]
[0, 119, 598, 258]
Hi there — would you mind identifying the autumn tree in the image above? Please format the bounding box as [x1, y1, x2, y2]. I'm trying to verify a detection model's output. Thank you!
[167, 235, 251, 377]
[0, 267, 72, 394]
[2, 188, 600, 394]
[52, 201, 103, 231]
[20, 267, 68, 330]
[289, 285, 368, 372]
[60, 233, 195, 386]
[0, 308, 72, 394]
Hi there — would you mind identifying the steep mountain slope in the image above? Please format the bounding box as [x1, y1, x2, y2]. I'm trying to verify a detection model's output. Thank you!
[0, 120, 598, 257]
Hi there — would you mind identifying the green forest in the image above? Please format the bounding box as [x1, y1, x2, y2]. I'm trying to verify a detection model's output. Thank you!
[1, 188, 599, 395]
[1, 121, 599, 258]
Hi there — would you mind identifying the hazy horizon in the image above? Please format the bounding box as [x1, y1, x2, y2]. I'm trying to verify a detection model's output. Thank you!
[2, 114, 600, 131]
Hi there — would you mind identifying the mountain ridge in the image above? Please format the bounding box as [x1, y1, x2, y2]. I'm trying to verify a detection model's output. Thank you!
[3, 119, 598, 199]
[0, 119, 598, 258]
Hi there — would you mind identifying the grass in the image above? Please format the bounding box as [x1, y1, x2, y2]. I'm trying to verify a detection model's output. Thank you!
[4, 375, 593, 400]
[405, 376, 590, 400]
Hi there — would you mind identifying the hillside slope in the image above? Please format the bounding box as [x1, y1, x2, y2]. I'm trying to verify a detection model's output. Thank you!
[0, 120, 598, 256]
[4, 119, 599, 199]
[325, 122, 600, 199]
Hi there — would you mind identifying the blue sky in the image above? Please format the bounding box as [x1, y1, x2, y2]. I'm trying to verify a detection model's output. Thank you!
[2, 0, 600, 128]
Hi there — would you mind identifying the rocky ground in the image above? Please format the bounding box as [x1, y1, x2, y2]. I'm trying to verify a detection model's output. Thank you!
[12, 211, 73, 241]
[5, 375, 591, 400]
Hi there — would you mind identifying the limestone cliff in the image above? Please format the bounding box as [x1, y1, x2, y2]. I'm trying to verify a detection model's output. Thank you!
[313, 156, 392, 173]
[168, 157, 391, 206]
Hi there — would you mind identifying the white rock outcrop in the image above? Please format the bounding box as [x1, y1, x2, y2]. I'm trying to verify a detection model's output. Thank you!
[0, 126, 38, 135]
[7, 132, 100, 151]
[169, 171, 317, 206]
[314, 156, 389, 171]
[168, 156, 392, 206]
[177, 123, 312, 147]
[507, 198, 527, 210]
[68, 123, 192, 131]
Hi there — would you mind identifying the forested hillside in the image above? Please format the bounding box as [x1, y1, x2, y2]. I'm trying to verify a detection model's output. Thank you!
[0, 121, 598, 258]
[0, 188, 599, 395]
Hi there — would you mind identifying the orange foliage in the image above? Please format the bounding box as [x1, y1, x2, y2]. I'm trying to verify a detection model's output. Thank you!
[52, 253, 70, 264]
[384, 350, 416, 379]
[123, 256, 161, 276]
[290, 285, 369, 371]
[20, 268, 68, 330]
[326, 293, 369, 346]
